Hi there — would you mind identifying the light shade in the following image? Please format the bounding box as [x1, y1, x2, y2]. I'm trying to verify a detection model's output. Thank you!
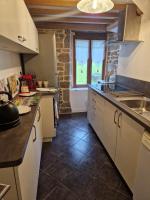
[77, 0, 114, 14]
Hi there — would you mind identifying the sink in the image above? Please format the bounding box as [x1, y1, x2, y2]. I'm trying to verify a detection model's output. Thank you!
[119, 97, 150, 118]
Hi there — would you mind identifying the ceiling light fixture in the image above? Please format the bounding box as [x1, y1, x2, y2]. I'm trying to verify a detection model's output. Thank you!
[77, 0, 114, 14]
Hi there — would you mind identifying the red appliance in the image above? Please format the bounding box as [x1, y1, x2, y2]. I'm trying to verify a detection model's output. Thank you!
[19, 74, 37, 91]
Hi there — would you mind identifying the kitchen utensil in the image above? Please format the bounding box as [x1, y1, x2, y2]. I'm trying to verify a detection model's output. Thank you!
[7, 75, 19, 98]
[17, 105, 31, 115]
[0, 91, 20, 130]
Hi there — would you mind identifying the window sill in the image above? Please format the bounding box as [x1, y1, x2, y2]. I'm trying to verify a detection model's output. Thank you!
[70, 88, 88, 91]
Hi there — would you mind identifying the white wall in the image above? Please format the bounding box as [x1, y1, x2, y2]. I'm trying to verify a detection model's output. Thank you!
[117, 0, 150, 81]
[70, 89, 88, 113]
[0, 50, 21, 79]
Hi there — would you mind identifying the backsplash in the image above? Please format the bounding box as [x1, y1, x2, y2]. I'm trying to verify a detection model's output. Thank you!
[0, 50, 21, 79]
[116, 75, 150, 97]
[0, 50, 21, 99]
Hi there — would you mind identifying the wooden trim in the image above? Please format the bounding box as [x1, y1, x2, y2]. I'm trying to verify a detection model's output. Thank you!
[25, 0, 126, 10]
[34, 16, 116, 25]
[29, 8, 119, 19]
[36, 22, 106, 32]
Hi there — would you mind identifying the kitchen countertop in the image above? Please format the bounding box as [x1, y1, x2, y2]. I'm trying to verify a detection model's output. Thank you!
[0, 91, 57, 168]
[90, 84, 150, 132]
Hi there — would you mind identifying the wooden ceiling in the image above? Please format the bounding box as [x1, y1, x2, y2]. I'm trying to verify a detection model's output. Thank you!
[24, 0, 132, 32]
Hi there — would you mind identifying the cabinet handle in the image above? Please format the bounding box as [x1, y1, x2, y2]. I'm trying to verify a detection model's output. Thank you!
[114, 110, 118, 124]
[38, 107, 41, 122]
[33, 125, 37, 142]
[18, 35, 26, 42]
[18, 35, 24, 42]
[118, 112, 122, 128]
[22, 37, 27, 42]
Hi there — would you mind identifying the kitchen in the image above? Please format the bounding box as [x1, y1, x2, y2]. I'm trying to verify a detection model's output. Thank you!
[0, 0, 150, 199]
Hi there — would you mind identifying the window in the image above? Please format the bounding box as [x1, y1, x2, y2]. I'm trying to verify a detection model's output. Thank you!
[73, 34, 106, 88]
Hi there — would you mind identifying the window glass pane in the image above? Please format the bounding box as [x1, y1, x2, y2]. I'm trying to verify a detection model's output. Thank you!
[91, 40, 105, 84]
[75, 39, 89, 85]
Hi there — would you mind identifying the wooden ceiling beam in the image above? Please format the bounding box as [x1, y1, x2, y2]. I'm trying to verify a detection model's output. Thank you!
[33, 16, 116, 24]
[36, 22, 107, 32]
[25, 0, 126, 10]
[29, 8, 119, 19]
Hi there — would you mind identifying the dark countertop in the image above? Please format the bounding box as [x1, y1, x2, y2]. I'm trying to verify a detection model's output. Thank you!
[0, 184, 10, 199]
[89, 84, 150, 132]
[0, 91, 57, 168]
[0, 100, 40, 168]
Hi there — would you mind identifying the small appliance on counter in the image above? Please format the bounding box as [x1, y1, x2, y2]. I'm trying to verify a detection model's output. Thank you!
[0, 91, 20, 131]
[19, 74, 36, 93]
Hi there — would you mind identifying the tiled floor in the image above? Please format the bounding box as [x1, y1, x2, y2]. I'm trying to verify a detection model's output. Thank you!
[37, 113, 132, 200]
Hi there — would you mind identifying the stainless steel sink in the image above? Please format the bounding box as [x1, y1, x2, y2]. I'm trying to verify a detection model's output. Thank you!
[118, 97, 150, 120]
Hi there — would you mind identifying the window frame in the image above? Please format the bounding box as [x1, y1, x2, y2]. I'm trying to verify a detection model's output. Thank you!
[73, 33, 107, 88]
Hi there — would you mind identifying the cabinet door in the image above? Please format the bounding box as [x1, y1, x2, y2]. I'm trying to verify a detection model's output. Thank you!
[40, 96, 56, 141]
[115, 113, 144, 190]
[16, 128, 36, 200]
[95, 95, 104, 141]
[16, 109, 42, 200]
[87, 89, 97, 130]
[32, 107, 43, 194]
[0, 0, 39, 53]
[103, 100, 118, 161]
[0, 0, 21, 44]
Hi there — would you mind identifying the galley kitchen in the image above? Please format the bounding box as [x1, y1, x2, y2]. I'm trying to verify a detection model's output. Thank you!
[0, 0, 149, 200]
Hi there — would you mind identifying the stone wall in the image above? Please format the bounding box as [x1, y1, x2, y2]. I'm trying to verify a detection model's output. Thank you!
[55, 30, 72, 114]
[106, 33, 120, 82]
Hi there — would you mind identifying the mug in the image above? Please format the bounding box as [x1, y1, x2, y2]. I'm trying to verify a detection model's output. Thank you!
[43, 81, 49, 88]
[37, 81, 42, 88]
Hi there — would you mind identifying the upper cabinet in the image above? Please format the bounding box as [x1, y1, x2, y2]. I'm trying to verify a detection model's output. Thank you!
[107, 4, 142, 43]
[0, 0, 39, 54]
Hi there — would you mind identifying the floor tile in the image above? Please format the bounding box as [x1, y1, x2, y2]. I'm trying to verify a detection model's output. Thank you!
[44, 184, 79, 200]
[37, 113, 132, 200]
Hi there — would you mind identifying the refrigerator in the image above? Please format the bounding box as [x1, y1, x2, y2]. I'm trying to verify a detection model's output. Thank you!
[23, 31, 59, 126]
[24, 31, 58, 87]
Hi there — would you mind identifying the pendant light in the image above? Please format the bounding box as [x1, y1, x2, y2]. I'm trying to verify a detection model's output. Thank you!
[77, 0, 114, 14]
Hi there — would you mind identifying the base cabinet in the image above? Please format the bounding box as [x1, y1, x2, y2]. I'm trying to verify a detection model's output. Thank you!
[0, 106, 42, 200]
[115, 113, 144, 190]
[88, 88, 145, 191]
[40, 96, 56, 142]
[103, 100, 118, 161]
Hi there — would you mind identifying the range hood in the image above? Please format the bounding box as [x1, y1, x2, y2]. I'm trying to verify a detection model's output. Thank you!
[107, 4, 142, 43]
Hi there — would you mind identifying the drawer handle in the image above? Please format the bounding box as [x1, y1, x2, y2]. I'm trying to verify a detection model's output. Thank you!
[33, 125, 37, 142]
[114, 110, 118, 124]
[118, 112, 122, 128]
[38, 107, 41, 122]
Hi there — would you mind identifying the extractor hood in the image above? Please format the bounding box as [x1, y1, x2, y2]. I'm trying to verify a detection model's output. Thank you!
[107, 4, 142, 43]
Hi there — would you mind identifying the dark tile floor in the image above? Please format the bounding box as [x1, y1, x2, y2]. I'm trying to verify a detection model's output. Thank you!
[37, 113, 133, 200]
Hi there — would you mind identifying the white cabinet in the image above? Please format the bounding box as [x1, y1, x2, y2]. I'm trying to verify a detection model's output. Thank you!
[0, 0, 39, 53]
[16, 106, 42, 200]
[115, 112, 144, 190]
[0, 106, 42, 200]
[40, 95, 56, 142]
[87, 88, 145, 191]
[16, 127, 36, 200]
[103, 100, 118, 161]
[87, 89, 97, 130]
[94, 94, 105, 141]
[88, 89, 105, 142]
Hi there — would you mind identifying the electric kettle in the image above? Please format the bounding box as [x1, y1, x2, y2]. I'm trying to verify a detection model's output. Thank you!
[0, 91, 20, 131]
